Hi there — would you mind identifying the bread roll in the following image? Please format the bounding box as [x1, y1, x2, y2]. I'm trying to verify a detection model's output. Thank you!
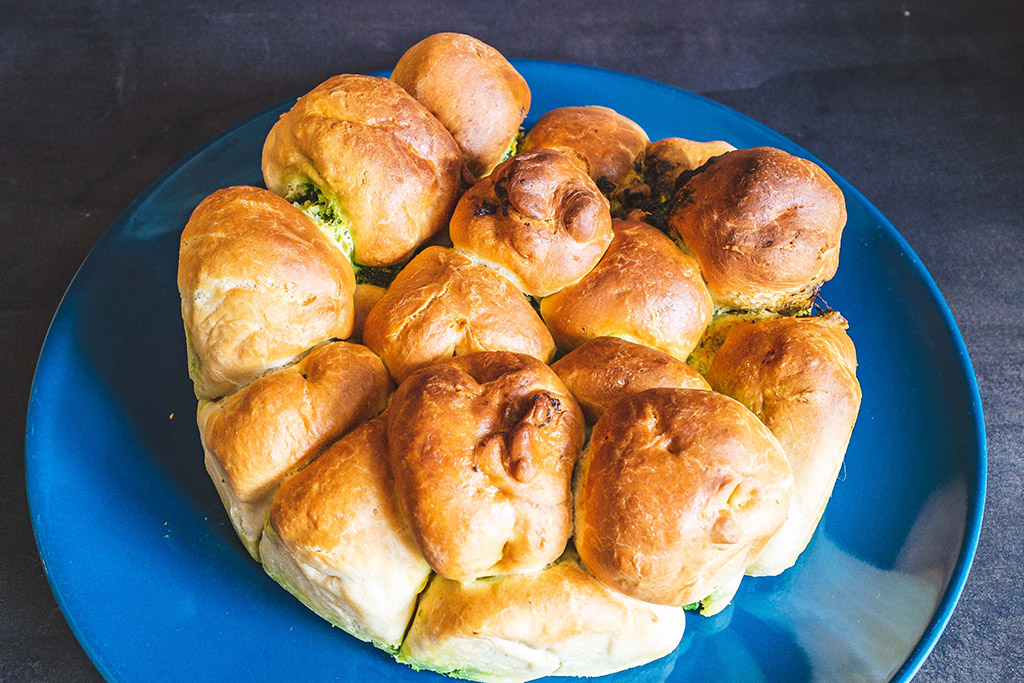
[399, 551, 685, 683]
[350, 283, 387, 343]
[363, 247, 555, 382]
[522, 105, 648, 197]
[392, 32, 530, 179]
[450, 148, 613, 296]
[667, 147, 847, 312]
[178, 186, 355, 399]
[262, 74, 462, 266]
[707, 312, 861, 575]
[198, 341, 392, 558]
[540, 218, 713, 361]
[387, 352, 584, 581]
[551, 336, 710, 423]
[261, 416, 431, 651]
[575, 388, 792, 606]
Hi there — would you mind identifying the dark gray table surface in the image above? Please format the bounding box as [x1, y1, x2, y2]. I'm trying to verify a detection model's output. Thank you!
[2, 1, 1021, 681]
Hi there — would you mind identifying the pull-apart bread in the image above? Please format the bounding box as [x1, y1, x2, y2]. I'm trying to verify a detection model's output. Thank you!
[362, 247, 555, 382]
[262, 416, 431, 651]
[178, 186, 355, 399]
[262, 74, 462, 267]
[198, 341, 392, 558]
[392, 32, 530, 179]
[450, 148, 613, 296]
[177, 30, 865, 683]
[387, 352, 584, 581]
[708, 312, 861, 575]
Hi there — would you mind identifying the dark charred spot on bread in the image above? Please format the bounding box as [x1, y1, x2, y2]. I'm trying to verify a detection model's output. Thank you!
[596, 177, 616, 195]
[474, 201, 497, 217]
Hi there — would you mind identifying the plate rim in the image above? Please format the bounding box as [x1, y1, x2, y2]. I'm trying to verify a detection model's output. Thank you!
[25, 58, 987, 683]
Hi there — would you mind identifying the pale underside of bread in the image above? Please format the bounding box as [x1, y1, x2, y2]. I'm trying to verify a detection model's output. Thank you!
[259, 525, 429, 652]
[203, 447, 270, 560]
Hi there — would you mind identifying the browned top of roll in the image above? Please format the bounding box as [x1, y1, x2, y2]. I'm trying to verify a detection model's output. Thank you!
[522, 106, 649, 194]
[667, 147, 847, 312]
[450, 148, 613, 296]
[261, 74, 462, 266]
[540, 219, 713, 361]
[363, 247, 555, 383]
[392, 32, 530, 179]
[387, 351, 584, 581]
[178, 186, 355, 399]
[575, 387, 792, 606]
[551, 337, 710, 423]
[199, 341, 393, 503]
[643, 137, 736, 203]
[708, 312, 861, 575]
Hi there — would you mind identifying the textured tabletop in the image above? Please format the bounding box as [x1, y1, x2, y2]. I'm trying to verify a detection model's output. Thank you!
[2, 1, 1021, 681]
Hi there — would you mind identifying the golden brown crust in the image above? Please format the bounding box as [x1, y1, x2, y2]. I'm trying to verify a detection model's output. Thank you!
[551, 337, 710, 423]
[350, 283, 387, 343]
[387, 352, 584, 581]
[540, 219, 713, 361]
[392, 32, 530, 179]
[522, 106, 648, 194]
[199, 341, 392, 503]
[450, 148, 613, 296]
[178, 186, 355, 399]
[707, 312, 861, 575]
[667, 147, 847, 311]
[261, 74, 463, 266]
[362, 247, 555, 383]
[643, 137, 736, 204]
[575, 387, 792, 606]
[266, 415, 431, 648]
[399, 551, 685, 681]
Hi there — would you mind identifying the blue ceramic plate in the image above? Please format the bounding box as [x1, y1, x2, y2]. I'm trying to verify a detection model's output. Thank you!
[27, 61, 985, 682]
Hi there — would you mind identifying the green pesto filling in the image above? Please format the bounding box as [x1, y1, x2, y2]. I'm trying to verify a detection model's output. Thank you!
[355, 263, 404, 288]
[288, 182, 355, 262]
[499, 129, 525, 164]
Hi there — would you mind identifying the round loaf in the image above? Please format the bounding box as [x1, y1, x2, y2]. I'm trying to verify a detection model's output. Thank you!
[363, 247, 555, 383]
[551, 336, 710, 423]
[522, 105, 648, 195]
[399, 550, 685, 682]
[575, 387, 792, 606]
[199, 341, 393, 558]
[540, 218, 713, 361]
[708, 312, 861, 576]
[178, 186, 355, 399]
[387, 351, 584, 581]
[261, 74, 462, 266]
[392, 32, 530, 179]
[667, 147, 847, 311]
[450, 148, 613, 296]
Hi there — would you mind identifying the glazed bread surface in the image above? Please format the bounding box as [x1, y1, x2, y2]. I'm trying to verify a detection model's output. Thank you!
[178, 186, 355, 399]
[551, 336, 710, 423]
[399, 551, 686, 683]
[450, 148, 613, 296]
[522, 105, 648, 196]
[667, 146, 847, 312]
[363, 247, 555, 382]
[261, 74, 462, 266]
[575, 387, 792, 606]
[540, 218, 713, 361]
[387, 351, 584, 581]
[262, 416, 431, 651]
[198, 341, 392, 558]
[392, 32, 530, 178]
[708, 312, 862, 575]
